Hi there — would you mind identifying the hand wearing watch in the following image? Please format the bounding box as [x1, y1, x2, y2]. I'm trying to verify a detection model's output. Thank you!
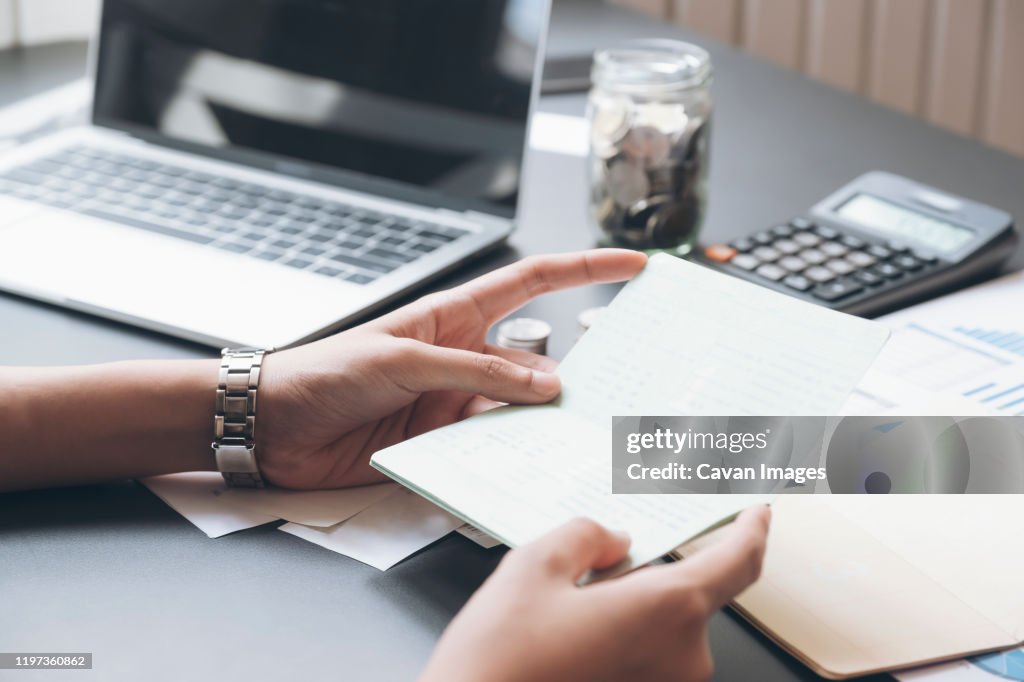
[212, 348, 272, 488]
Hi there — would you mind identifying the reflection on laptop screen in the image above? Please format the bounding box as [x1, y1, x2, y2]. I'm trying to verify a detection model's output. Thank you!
[93, 0, 548, 217]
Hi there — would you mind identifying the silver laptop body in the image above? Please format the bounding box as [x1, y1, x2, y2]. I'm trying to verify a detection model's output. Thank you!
[0, 0, 550, 348]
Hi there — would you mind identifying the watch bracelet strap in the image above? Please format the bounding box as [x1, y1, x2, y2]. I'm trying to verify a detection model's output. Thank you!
[213, 348, 269, 488]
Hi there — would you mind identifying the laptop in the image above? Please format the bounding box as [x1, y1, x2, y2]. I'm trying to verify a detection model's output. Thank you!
[0, 0, 550, 348]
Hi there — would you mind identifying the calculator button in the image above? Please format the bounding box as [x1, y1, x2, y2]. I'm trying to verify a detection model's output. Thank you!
[820, 241, 849, 257]
[783, 274, 813, 291]
[771, 224, 794, 238]
[752, 231, 774, 245]
[730, 237, 755, 252]
[793, 232, 821, 247]
[814, 225, 839, 240]
[840, 234, 865, 249]
[731, 254, 760, 270]
[789, 218, 813, 231]
[893, 254, 923, 271]
[778, 256, 807, 272]
[752, 246, 781, 262]
[887, 240, 910, 253]
[704, 244, 737, 263]
[846, 251, 877, 268]
[800, 248, 827, 265]
[872, 262, 903, 279]
[854, 270, 885, 287]
[912, 250, 937, 264]
[774, 239, 801, 255]
[826, 259, 855, 275]
[804, 266, 836, 283]
[755, 263, 786, 281]
[866, 244, 893, 260]
[812, 279, 864, 302]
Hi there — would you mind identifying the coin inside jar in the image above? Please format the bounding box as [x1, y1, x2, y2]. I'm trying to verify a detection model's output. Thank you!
[590, 97, 631, 159]
[620, 125, 671, 167]
[634, 101, 689, 139]
[606, 158, 650, 207]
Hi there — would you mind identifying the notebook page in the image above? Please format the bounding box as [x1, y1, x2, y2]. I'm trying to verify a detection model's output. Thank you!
[556, 254, 892, 419]
[373, 254, 890, 572]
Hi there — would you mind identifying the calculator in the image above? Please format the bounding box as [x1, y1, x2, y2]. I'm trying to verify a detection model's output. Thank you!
[700, 172, 1018, 317]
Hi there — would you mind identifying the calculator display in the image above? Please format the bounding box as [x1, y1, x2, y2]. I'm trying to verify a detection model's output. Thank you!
[835, 193, 974, 252]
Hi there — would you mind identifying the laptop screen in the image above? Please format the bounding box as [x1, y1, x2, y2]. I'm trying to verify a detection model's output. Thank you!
[93, 0, 548, 218]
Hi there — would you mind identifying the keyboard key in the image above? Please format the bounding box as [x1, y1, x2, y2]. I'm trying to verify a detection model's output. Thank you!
[729, 237, 755, 252]
[241, 231, 268, 242]
[820, 241, 848, 257]
[774, 239, 801, 255]
[804, 266, 836, 283]
[368, 247, 415, 264]
[79, 207, 215, 245]
[871, 262, 903, 279]
[410, 241, 440, 254]
[799, 248, 826, 265]
[845, 251, 877, 268]
[253, 250, 285, 262]
[866, 244, 892, 260]
[840, 234, 865, 249]
[315, 265, 345, 277]
[755, 263, 786, 281]
[416, 229, 459, 242]
[285, 257, 314, 269]
[752, 246, 781, 262]
[812, 279, 864, 302]
[726, 254, 757, 271]
[771, 224, 794, 238]
[751, 231, 774, 245]
[329, 252, 396, 273]
[814, 225, 839, 240]
[790, 231, 823, 246]
[893, 255, 923, 271]
[778, 256, 807, 272]
[854, 270, 884, 287]
[704, 244, 737, 263]
[272, 238, 298, 250]
[302, 245, 327, 257]
[351, 228, 376, 239]
[826, 259, 855, 275]
[912, 250, 937, 264]
[789, 217, 813, 231]
[380, 235, 406, 247]
[783, 274, 813, 292]
[346, 272, 377, 285]
[217, 242, 252, 254]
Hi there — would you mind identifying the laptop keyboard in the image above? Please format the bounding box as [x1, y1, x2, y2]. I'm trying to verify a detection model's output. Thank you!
[0, 146, 471, 285]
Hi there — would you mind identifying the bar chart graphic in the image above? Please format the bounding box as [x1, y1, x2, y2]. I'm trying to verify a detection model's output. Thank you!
[954, 326, 1024, 358]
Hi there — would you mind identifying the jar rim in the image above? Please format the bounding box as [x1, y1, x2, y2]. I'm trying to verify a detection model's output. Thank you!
[592, 39, 712, 94]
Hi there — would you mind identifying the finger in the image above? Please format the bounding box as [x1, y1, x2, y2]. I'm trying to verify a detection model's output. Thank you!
[626, 505, 770, 614]
[399, 341, 561, 404]
[483, 343, 559, 373]
[456, 250, 647, 325]
[460, 395, 504, 418]
[515, 517, 631, 582]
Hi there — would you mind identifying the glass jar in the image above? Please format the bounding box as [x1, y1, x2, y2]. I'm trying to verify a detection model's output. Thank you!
[587, 39, 713, 255]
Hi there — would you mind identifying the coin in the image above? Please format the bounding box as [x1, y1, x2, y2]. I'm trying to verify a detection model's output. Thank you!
[620, 125, 671, 167]
[496, 318, 552, 355]
[606, 159, 650, 207]
[634, 101, 689, 138]
[647, 197, 699, 249]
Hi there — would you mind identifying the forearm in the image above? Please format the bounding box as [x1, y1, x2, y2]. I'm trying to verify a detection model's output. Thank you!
[0, 359, 219, 492]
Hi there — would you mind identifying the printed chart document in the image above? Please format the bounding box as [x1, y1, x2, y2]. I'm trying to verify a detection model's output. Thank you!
[372, 254, 890, 574]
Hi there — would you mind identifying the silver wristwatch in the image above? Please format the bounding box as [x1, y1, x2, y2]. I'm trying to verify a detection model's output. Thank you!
[212, 347, 272, 488]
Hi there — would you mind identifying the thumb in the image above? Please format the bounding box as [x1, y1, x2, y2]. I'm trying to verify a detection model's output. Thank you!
[398, 341, 561, 404]
[515, 518, 631, 582]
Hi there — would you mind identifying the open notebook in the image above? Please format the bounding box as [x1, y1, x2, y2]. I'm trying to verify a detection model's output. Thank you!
[372, 254, 890, 575]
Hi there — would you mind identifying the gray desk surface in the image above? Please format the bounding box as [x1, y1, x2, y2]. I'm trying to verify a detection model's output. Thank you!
[1, 2, 1020, 680]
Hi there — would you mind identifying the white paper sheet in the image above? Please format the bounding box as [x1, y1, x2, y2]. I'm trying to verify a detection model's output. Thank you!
[221, 482, 398, 527]
[279, 488, 464, 570]
[141, 473, 278, 538]
[456, 524, 504, 549]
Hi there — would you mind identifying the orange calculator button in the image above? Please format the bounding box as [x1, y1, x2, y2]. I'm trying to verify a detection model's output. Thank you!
[704, 244, 737, 263]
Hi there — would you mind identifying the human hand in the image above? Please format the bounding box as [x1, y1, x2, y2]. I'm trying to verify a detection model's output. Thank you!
[256, 249, 648, 489]
[419, 505, 771, 682]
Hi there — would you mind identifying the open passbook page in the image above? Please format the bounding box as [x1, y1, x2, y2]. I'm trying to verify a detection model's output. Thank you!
[372, 254, 890, 574]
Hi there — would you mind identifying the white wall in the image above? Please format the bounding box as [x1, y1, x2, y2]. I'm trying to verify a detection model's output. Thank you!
[0, 0, 100, 48]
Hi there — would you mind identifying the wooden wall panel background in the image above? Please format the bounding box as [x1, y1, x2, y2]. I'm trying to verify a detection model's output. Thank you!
[612, 0, 1024, 158]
